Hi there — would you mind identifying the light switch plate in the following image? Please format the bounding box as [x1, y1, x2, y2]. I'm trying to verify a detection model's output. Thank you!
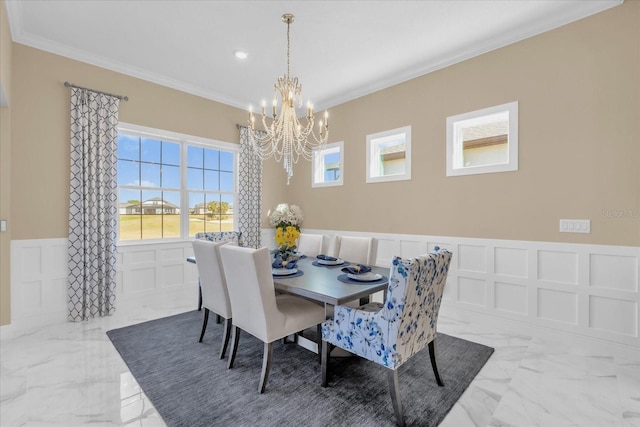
[560, 219, 590, 233]
[0, 220, 6, 232]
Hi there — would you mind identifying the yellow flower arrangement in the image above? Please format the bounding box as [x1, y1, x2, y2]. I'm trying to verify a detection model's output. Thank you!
[269, 203, 303, 261]
[274, 225, 300, 253]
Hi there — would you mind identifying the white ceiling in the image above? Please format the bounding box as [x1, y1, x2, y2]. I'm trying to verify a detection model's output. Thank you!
[5, 0, 622, 111]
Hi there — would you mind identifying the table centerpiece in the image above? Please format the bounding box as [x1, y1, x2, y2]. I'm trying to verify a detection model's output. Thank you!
[269, 203, 303, 268]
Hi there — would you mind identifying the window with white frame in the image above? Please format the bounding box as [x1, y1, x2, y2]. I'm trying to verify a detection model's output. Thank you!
[446, 101, 518, 176]
[117, 123, 237, 242]
[366, 126, 412, 183]
[312, 141, 343, 187]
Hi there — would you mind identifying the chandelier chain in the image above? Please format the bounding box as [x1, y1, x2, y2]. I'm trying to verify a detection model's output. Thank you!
[286, 18, 290, 78]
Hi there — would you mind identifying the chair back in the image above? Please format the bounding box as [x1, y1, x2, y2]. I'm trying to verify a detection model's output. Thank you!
[297, 233, 328, 257]
[192, 240, 232, 319]
[385, 250, 452, 367]
[219, 245, 283, 342]
[334, 235, 376, 265]
[195, 231, 243, 246]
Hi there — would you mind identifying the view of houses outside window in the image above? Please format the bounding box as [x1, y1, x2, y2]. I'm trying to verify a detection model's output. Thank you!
[117, 128, 236, 241]
[312, 141, 343, 188]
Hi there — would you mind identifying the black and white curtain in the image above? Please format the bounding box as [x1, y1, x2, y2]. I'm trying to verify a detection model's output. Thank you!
[237, 126, 263, 248]
[68, 88, 120, 321]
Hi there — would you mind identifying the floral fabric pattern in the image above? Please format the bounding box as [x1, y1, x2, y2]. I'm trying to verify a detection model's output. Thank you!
[322, 249, 452, 370]
[195, 231, 243, 247]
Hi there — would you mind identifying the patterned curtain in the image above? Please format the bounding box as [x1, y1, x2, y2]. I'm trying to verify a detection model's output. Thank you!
[68, 88, 120, 321]
[237, 126, 263, 248]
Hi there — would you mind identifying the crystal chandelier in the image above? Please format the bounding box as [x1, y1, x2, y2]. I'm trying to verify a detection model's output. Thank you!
[248, 13, 329, 185]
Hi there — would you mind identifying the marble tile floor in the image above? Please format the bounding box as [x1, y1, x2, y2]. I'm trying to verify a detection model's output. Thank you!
[1, 293, 639, 427]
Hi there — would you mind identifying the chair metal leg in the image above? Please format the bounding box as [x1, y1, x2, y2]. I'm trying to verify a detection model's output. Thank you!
[387, 369, 405, 427]
[198, 308, 209, 342]
[220, 318, 232, 359]
[259, 342, 273, 394]
[216, 314, 223, 324]
[321, 339, 330, 387]
[428, 339, 444, 386]
[197, 280, 202, 311]
[227, 326, 240, 369]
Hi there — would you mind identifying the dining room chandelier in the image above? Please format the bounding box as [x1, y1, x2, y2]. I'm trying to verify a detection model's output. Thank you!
[247, 13, 329, 185]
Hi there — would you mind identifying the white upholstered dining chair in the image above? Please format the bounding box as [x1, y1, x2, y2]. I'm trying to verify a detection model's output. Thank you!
[219, 245, 326, 393]
[296, 233, 329, 257]
[191, 239, 233, 359]
[321, 248, 453, 426]
[333, 235, 376, 265]
[194, 231, 243, 311]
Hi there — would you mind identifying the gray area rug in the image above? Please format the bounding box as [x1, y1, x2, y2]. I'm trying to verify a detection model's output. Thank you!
[107, 310, 494, 427]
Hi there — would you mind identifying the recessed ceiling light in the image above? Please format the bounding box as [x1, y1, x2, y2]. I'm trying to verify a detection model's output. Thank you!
[234, 50, 248, 59]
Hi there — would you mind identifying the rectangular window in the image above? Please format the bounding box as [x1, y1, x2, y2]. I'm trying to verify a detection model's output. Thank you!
[312, 141, 343, 187]
[366, 126, 412, 183]
[446, 101, 518, 176]
[117, 123, 237, 242]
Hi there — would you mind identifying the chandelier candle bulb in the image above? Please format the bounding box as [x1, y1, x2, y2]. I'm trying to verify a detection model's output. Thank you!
[261, 100, 266, 116]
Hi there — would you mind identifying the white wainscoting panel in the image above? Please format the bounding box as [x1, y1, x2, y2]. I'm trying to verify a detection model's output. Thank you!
[590, 254, 638, 292]
[301, 229, 640, 352]
[458, 277, 487, 307]
[494, 281, 528, 315]
[458, 245, 487, 273]
[10, 239, 69, 329]
[495, 247, 528, 278]
[589, 295, 637, 336]
[538, 250, 578, 284]
[9, 233, 640, 355]
[537, 288, 578, 324]
[8, 239, 198, 334]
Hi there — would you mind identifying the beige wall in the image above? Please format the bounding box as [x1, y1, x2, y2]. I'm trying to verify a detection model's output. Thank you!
[1, 0, 13, 325]
[5, 42, 287, 326]
[3, 1, 639, 326]
[10, 44, 253, 239]
[285, 1, 640, 247]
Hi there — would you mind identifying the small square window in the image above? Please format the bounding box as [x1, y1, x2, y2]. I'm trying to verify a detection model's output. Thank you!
[312, 141, 343, 188]
[366, 126, 411, 183]
[446, 101, 518, 176]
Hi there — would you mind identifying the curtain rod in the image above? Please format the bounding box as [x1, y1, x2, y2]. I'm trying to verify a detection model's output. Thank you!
[64, 81, 129, 101]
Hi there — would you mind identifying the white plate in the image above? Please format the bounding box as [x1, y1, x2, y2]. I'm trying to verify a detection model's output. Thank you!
[347, 272, 382, 282]
[317, 258, 344, 265]
[272, 268, 298, 276]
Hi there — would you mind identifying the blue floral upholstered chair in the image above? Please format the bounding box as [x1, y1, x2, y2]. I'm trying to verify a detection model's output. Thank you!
[194, 231, 243, 311]
[320, 248, 452, 427]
